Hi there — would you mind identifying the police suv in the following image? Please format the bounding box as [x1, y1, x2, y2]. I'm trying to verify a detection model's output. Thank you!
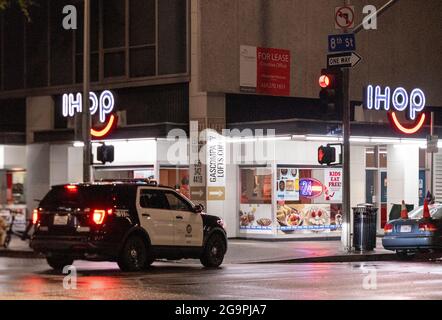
[30, 180, 227, 272]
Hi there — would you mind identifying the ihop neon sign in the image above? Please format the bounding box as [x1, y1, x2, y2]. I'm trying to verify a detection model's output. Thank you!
[62, 90, 117, 138]
[364, 85, 427, 134]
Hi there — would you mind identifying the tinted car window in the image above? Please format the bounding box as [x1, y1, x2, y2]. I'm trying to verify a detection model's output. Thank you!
[40, 186, 113, 209]
[164, 192, 193, 212]
[139, 189, 168, 209]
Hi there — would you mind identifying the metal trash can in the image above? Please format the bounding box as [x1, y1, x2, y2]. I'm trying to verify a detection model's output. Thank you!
[352, 204, 378, 251]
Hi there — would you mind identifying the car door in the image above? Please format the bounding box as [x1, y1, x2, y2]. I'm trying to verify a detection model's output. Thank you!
[136, 188, 174, 246]
[164, 191, 203, 247]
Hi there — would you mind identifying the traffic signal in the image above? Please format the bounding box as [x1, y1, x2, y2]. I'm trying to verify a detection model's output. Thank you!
[97, 144, 115, 164]
[318, 145, 336, 165]
[319, 68, 343, 119]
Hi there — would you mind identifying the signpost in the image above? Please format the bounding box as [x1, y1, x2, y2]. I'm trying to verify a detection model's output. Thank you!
[327, 52, 362, 69]
[427, 135, 439, 154]
[328, 34, 356, 52]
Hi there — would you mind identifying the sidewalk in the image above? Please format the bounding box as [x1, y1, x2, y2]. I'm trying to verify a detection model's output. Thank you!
[224, 238, 396, 264]
[0, 235, 396, 263]
[0, 236, 40, 259]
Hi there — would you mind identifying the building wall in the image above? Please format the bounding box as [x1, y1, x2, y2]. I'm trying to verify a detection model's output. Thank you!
[198, 0, 442, 106]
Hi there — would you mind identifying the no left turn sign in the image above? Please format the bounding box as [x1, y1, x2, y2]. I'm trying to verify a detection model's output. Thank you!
[335, 6, 355, 30]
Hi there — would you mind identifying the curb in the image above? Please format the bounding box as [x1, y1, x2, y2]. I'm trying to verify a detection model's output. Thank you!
[246, 253, 397, 264]
[0, 250, 43, 259]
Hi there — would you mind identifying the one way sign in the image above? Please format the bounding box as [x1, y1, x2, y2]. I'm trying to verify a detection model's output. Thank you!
[327, 52, 362, 68]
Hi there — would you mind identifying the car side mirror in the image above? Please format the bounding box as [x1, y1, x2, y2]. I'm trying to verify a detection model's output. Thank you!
[194, 204, 205, 214]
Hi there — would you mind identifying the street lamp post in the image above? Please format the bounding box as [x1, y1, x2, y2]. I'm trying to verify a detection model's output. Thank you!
[82, 0, 92, 183]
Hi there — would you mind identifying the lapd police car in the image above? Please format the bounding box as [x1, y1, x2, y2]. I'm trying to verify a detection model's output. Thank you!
[30, 180, 227, 272]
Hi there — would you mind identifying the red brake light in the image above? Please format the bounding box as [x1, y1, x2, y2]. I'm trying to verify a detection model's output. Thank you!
[32, 209, 39, 225]
[419, 222, 437, 232]
[384, 223, 393, 233]
[65, 185, 78, 192]
[92, 209, 106, 225]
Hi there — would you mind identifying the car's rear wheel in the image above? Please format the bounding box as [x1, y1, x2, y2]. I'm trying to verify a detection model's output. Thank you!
[118, 236, 153, 272]
[46, 255, 74, 271]
[200, 233, 226, 268]
[396, 250, 416, 260]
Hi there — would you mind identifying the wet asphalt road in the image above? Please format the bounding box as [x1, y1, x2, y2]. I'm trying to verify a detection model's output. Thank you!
[1, 258, 442, 300]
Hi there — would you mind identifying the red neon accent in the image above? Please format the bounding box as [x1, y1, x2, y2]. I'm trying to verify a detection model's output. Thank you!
[32, 209, 39, 225]
[389, 112, 426, 135]
[65, 185, 78, 192]
[92, 209, 107, 225]
[91, 114, 116, 138]
[319, 75, 330, 88]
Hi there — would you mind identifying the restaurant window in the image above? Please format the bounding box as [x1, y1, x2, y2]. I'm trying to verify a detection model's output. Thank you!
[379, 147, 387, 168]
[239, 167, 273, 235]
[159, 168, 190, 199]
[276, 167, 342, 235]
[366, 147, 377, 168]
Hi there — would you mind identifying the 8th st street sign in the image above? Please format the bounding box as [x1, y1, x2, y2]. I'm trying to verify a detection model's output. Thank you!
[327, 52, 362, 69]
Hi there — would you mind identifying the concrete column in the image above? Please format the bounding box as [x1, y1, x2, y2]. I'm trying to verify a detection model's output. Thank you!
[26, 144, 50, 216]
[189, 0, 228, 231]
[50, 145, 83, 186]
[387, 145, 420, 214]
[350, 145, 366, 208]
[26, 96, 54, 144]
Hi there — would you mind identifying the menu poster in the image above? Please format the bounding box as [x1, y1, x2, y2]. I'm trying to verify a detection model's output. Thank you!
[239, 204, 273, 234]
[323, 169, 343, 202]
[276, 168, 299, 201]
[276, 204, 341, 234]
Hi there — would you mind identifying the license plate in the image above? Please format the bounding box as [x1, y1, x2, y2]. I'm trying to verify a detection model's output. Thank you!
[53, 215, 69, 226]
[400, 225, 412, 233]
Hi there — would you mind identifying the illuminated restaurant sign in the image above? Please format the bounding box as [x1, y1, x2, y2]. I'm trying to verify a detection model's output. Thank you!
[364, 85, 427, 134]
[62, 90, 117, 138]
[299, 178, 323, 199]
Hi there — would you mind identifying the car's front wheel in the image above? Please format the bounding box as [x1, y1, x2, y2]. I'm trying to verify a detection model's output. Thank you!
[396, 250, 416, 260]
[46, 255, 74, 271]
[200, 233, 226, 268]
[118, 236, 153, 272]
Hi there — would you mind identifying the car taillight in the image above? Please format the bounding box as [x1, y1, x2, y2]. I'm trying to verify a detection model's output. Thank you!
[65, 185, 78, 193]
[32, 209, 39, 225]
[419, 222, 437, 232]
[92, 208, 113, 225]
[384, 223, 393, 234]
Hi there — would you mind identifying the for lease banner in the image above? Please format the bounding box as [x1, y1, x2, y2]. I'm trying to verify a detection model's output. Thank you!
[240, 45, 291, 96]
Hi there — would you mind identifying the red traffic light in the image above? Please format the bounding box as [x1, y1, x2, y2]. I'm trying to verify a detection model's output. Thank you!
[318, 145, 336, 165]
[319, 75, 331, 88]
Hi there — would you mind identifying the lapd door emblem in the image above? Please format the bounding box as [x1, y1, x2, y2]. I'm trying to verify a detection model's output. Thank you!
[186, 224, 192, 234]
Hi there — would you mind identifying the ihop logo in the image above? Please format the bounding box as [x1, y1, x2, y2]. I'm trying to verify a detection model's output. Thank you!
[62, 90, 115, 123]
[364, 85, 427, 134]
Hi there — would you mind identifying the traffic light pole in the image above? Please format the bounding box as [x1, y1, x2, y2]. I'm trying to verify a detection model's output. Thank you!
[82, 0, 92, 183]
[341, 68, 351, 251]
[340, 0, 400, 251]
